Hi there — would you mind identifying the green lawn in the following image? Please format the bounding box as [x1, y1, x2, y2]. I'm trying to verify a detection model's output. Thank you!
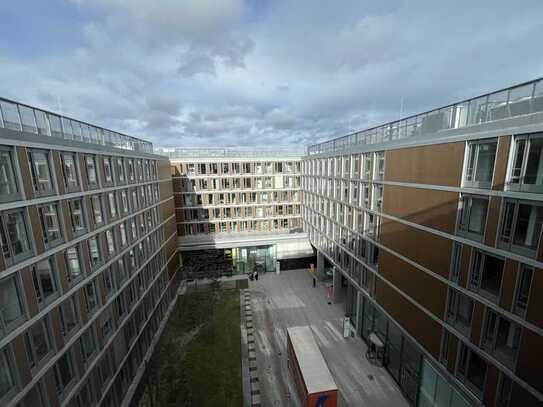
[138, 289, 242, 407]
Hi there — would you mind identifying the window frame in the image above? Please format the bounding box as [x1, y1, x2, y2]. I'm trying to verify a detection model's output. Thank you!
[506, 133, 543, 193]
[24, 316, 53, 371]
[0, 208, 33, 265]
[91, 194, 104, 226]
[59, 295, 80, 338]
[38, 202, 64, 248]
[498, 198, 543, 257]
[481, 309, 521, 369]
[65, 245, 83, 285]
[85, 155, 100, 189]
[0, 145, 21, 203]
[69, 198, 87, 236]
[28, 148, 55, 196]
[463, 138, 498, 189]
[469, 250, 504, 302]
[513, 264, 533, 318]
[31, 257, 59, 309]
[0, 347, 17, 403]
[0, 274, 26, 337]
[60, 151, 80, 193]
[456, 194, 489, 242]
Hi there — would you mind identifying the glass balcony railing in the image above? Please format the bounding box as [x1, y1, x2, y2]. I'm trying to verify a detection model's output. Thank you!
[0, 97, 153, 153]
[155, 146, 306, 159]
[308, 77, 543, 155]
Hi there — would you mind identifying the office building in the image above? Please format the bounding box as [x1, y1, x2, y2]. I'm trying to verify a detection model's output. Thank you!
[302, 78, 543, 406]
[159, 147, 313, 274]
[0, 98, 179, 407]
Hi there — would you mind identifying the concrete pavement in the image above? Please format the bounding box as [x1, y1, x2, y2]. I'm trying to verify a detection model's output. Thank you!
[249, 269, 410, 407]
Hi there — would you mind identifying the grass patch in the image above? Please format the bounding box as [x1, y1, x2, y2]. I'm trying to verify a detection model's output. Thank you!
[138, 289, 241, 407]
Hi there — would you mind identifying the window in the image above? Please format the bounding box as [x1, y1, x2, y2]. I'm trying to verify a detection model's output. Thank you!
[457, 195, 488, 241]
[38, 203, 63, 247]
[374, 151, 384, 180]
[457, 343, 487, 396]
[61, 152, 79, 191]
[86, 155, 99, 188]
[85, 281, 99, 314]
[88, 236, 102, 269]
[0, 209, 32, 264]
[105, 229, 116, 256]
[24, 318, 51, 369]
[69, 199, 86, 234]
[127, 159, 135, 182]
[59, 296, 79, 336]
[464, 139, 497, 188]
[446, 289, 473, 336]
[508, 133, 543, 192]
[449, 242, 462, 283]
[108, 192, 118, 219]
[103, 157, 114, 185]
[440, 330, 450, 366]
[0, 146, 19, 202]
[498, 199, 543, 256]
[91, 195, 104, 226]
[514, 264, 533, 317]
[98, 354, 112, 389]
[32, 258, 58, 307]
[103, 268, 115, 296]
[120, 223, 127, 247]
[469, 250, 504, 301]
[117, 158, 126, 183]
[482, 311, 521, 368]
[28, 149, 54, 195]
[121, 190, 129, 214]
[99, 308, 113, 339]
[0, 275, 25, 334]
[53, 352, 74, 398]
[65, 246, 83, 283]
[0, 349, 15, 400]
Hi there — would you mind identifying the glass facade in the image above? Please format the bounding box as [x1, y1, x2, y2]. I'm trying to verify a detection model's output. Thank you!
[230, 244, 277, 274]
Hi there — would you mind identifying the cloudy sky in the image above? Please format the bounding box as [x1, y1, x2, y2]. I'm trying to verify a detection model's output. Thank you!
[1, 1, 543, 148]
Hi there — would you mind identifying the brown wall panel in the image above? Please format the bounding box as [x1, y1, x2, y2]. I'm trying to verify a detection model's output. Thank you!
[375, 278, 442, 358]
[159, 180, 173, 200]
[171, 178, 183, 192]
[165, 218, 176, 241]
[158, 159, 171, 179]
[49, 306, 65, 351]
[16, 146, 34, 199]
[500, 259, 518, 312]
[79, 154, 89, 191]
[52, 151, 65, 196]
[61, 200, 73, 243]
[20, 266, 39, 318]
[482, 363, 499, 407]
[55, 252, 69, 293]
[511, 381, 543, 407]
[383, 185, 459, 234]
[385, 142, 465, 187]
[484, 196, 501, 247]
[160, 198, 175, 221]
[526, 267, 543, 330]
[470, 302, 484, 346]
[28, 205, 45, 255]
[516, 327, 543, 394]
[458, 245, 472, 289]
[492, 136, 511, 190]
[379, 251, 447, 319]
[381, 219, 453, 278]
[12, 334, 32, 387]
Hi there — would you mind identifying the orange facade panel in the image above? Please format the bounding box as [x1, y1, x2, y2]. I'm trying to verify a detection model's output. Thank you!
[385, 142, 465, 187]
[381, 218, 453, 278]
[375, 278, 442, 358]
[383, 184, 459, 234]
[378, 250, 448, 320]
[492, 136, 511, 191]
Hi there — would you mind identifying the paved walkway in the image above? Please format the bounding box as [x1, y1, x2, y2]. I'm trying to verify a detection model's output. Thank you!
[249, 269, 410, 407]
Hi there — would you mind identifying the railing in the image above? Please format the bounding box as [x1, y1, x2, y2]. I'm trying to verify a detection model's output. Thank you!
[308, 77, 543, 155]
[155, 146, 306, 160]
[0, 97, 153, 153]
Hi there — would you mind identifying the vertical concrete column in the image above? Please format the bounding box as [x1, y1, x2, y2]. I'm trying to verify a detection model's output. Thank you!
[332, 267, 345, 303]
[316, 250, 325, 280]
